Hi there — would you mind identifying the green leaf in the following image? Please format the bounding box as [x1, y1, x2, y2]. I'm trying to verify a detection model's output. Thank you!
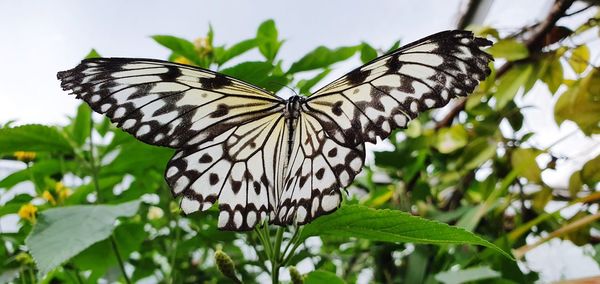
[152, 35, 200, 65]
[487, 39, 529, 61]
[0, 124, 73, 155]
[256, 20, 281, 61]
[386, 40, 401, 53]
[214, 38, 257, 65]
[297, 69, 331, 96]
[435, 266, 501, 284]
[494, 64, 534, 109]
[219, 61, 274, 88]
[511, 148, 542, 183]
[541, 55, 564, 94]
[25, 200, 141, 276]
[288, 45, 360, 73]
[434, 125, 468, 154]
[459, 138, 497, 170]
[300, 205, 513, 259]
[70, 103, 91, 146]
[360, 43, 378, 63]
[0, 160, 63, 189]
[568, 45, 590, 74]
[554, 69, 600, 135]
[85, 49, 101, 59]
[304, 270, 345, 284]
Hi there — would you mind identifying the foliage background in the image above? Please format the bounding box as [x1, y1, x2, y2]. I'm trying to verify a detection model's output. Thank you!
[1, 0, 600, 283]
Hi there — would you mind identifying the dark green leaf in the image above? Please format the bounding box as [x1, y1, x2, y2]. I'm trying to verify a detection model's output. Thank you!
[0, 124, 73, 155]
[541, 55, 564, 94]
[26, 200, 141, 276]
[459, 138, 497, 170]
[288, 45, 360, 73]
[300, 205, 513, 259]
[0, 160, 64, 189]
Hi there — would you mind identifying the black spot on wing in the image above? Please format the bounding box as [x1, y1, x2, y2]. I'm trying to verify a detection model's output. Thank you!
[200, 73, 232, 89]
[346, 69, 371, 85]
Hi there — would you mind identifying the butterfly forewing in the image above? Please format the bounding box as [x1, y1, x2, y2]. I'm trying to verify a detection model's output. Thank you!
[305, 30, 493, 146]
[58, 58, 284, 148]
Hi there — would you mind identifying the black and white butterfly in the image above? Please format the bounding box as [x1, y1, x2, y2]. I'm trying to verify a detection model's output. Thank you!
[57, 30, 492, 231]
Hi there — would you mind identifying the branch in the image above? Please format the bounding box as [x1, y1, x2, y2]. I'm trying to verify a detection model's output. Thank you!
[435, 0, 576, 130]
[456, 0, 483, 29]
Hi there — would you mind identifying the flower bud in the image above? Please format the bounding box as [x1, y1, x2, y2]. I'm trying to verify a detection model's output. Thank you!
[214, 249, 241, 284]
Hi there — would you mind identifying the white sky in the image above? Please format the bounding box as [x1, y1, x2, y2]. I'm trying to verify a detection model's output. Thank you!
[1, 0, 599, 281]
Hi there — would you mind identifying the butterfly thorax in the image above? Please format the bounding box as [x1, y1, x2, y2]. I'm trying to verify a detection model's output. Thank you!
[284, 95, 305, 160]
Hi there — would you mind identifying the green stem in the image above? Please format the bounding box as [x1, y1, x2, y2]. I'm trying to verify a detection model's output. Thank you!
[88, 120, 131, 284]
[271, 227, 285, 284]
[168, 218, 181, 283]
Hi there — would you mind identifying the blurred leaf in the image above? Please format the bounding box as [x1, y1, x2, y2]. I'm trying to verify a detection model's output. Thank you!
[487, 39, 529, 61]
[541, 55, 563, 94]
[494, 64, 533, 109]
[386, 40, 401, 53]
[511, 148, 541, 183]
[532, 187, 553, 212]
[459, 138, 497, 170]
[26, 200, 141, 276]
[70, 103, 91, 146]
[288, 45, 360, 73]
[474, 26, 500, 39]
[100, 142, 172, 176]
[0, 160, 63, 190]
[568, 45, 590, 74]
[434, 125, 468, 154]
[297, 69, 331, 96]
[220, 61, 274, 88]
[152, 35, 200, 65]
[0, 124, 73, 155]
[569, 170, 584, 197]
[360, 43, 378, 63]
[435, 266, 500, 284]
[305, 270, 345, 284]
[300, 205, 513, 259]
[554, 69, 600, 135]
[256, 19, 281, 61]
[214, 38, 257, 65]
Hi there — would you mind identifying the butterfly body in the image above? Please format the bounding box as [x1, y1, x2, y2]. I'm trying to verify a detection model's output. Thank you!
[58, 30, 493, 231]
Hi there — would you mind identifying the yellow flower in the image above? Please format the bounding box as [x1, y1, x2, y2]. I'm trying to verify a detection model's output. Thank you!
[42, 190, 56, 205]
[14, 151, 36, 162]
[55, 182, 72, 202]
[18, 203, 38, 223]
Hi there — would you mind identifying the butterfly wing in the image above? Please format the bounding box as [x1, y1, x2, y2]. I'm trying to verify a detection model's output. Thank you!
[304, 30, 493, 146]
[58, 58, 284, 148]
[58, 58, 287, 231]
[274, 113, 365, 225]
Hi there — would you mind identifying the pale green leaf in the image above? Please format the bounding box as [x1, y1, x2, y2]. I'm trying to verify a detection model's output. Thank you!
[300, 205, 513, 259]
[435, 125, 468, 154]
[70, 103, 91, 146]
[511, 148, 542, 183]
[487, 39, 529, 61]
[435, 266, 501, 284]
[554, 69, 600, 135]
[568, 45, 590, 74]
[494, 64, 533, 109]
[26, 200, 141, 276]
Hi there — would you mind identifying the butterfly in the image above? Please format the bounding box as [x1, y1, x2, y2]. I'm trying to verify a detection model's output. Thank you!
[57, 30, 492, 231]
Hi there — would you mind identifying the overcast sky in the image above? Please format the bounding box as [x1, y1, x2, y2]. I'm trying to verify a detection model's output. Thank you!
[1, 1, 599, 281]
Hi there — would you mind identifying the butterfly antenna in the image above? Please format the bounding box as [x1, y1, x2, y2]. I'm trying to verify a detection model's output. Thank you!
[268, 81, 300, 97]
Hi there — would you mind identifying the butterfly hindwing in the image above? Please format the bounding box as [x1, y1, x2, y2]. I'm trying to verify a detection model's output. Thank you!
[305, 30, 493, 146]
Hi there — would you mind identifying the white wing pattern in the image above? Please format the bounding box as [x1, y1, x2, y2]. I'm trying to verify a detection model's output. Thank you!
[57, 30, 492, 231]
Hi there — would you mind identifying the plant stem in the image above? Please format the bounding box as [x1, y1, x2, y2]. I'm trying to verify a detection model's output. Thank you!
[271, 227, 285, 284]
[88, 120, 131, 284]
